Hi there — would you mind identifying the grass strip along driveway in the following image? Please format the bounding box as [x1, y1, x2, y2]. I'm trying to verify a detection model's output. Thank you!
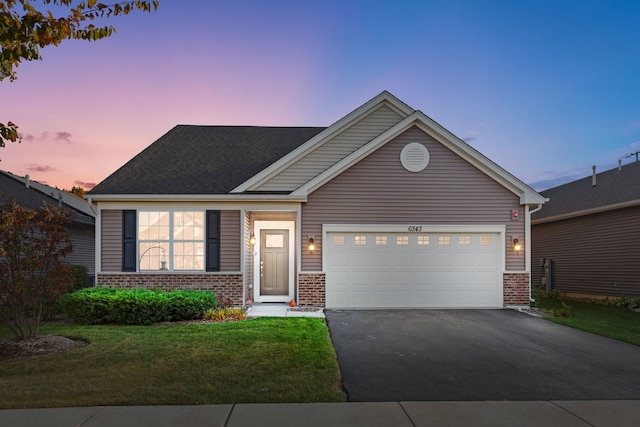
[0, 318, 346, 409]
[534, 297, 640, 346]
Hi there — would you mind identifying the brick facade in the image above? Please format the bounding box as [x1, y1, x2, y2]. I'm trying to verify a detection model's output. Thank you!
[96, 273, 244, 306]
[503, 272, 530, 306]
[298, 273, 326, 306]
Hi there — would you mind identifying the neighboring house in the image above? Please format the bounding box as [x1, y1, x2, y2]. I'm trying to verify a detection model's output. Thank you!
[0, 170, 96, 284]
[532, 162, 640, 298]
[87, 91, 545, 309]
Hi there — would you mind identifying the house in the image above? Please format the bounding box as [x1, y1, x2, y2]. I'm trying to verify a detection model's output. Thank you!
[87, 91, 546, 309]
[532, 161, 640, 298]
[0, 170, 96, 284]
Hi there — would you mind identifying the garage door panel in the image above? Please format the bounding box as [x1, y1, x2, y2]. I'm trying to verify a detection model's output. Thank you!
[326, 231, 502, 308]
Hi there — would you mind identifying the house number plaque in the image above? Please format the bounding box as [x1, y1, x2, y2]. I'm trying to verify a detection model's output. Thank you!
[408, 226, 422, 232]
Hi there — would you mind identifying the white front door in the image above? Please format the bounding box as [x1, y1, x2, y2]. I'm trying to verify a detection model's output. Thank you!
[253, 221, 295, 302]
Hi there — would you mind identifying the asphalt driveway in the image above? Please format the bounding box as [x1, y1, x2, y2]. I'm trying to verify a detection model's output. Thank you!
[325, 309, 640, 401]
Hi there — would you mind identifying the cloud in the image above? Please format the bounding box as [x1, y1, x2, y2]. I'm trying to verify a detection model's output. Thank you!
[74, 180, 96, 189]
[27, 164, 58, 173]
[54, 131, 73, 143]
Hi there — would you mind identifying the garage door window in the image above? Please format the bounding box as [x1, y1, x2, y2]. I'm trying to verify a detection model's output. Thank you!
[459, 236, 472, 246]
[417, 235, 430, 245]
[332, 235, 345, 246]
[396, 235, 409, 245]
[438, 235, 451, 245]
[354, 235, 367, 245]
[480, 235, 492, 245]
[375, 236, 388, 245]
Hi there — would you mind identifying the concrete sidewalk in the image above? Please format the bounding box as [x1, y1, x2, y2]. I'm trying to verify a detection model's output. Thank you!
[1, 401, 639, 427]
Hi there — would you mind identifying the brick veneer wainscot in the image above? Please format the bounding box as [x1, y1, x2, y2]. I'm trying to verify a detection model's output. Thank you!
[298, 273, 325, 306]
[503, 273, 530, 306]
[97, 273, 244, 306]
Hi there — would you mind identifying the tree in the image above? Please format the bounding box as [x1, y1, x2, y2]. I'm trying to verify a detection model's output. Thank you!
[0, 0, 160, 148]
[0, 198, 74, 340]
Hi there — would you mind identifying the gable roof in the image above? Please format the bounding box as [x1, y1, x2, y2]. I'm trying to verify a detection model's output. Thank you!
[532, 161, 640, 223]
[0, 170, 95, 225]
[88, 126, 325, 196]
[87, 91, 545, 206]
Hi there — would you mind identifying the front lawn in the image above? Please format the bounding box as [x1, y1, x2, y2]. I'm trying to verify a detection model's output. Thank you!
[534, 297, 640, 346]
[0, 318, 346, 409]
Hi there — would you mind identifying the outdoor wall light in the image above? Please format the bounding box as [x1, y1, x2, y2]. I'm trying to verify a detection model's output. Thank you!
[513, 238, 521, 254]
[308, 237, 315, 253]
[249, 234, 256, 247]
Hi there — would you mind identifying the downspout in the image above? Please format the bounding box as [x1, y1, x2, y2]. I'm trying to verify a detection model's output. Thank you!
[526, 203, 544, 302]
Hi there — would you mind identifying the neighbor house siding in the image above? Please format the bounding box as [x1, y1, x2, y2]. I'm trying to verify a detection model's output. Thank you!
[257, 105, 405, 191]
[101, 209, 122, 271]
[301, 126, 524, 271]
[220, 210, 241, 271]
[532, 205, 640, 297]
[66, 223, 96, 275]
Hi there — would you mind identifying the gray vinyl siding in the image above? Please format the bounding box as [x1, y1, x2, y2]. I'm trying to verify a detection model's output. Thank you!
[220, 210, 241, 271]
[301, 126, 524, 271]
[532, 206, 640, 297]
[257, 105, 404, 191]
[66, 223, 95, 275]
[101, 210, 122, 271]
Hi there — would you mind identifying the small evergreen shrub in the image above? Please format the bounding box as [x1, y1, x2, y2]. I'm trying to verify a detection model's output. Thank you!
[60, 288, 218, 325]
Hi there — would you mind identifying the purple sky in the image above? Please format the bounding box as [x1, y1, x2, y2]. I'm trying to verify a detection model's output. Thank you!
[2, 0, 639, 191]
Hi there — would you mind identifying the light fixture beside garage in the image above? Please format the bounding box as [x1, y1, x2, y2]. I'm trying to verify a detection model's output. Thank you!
[308, 237, 315, 253]
[400, 142, 430, 172]
[513, 238, 521, 254]
[249, 234, 256, 247]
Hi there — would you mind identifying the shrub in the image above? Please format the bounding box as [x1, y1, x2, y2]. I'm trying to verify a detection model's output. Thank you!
[203, 307, 246, 322]
[166, 290, 218, 321]
[60, 288, 218, 325]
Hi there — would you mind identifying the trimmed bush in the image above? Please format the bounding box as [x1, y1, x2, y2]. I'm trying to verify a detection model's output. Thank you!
[60, 288, 217, 325]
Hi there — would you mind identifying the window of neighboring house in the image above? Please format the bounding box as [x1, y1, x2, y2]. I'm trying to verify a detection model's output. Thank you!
[138, 211, 205, 271]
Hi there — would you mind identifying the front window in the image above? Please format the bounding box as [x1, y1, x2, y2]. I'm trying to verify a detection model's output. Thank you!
[138, 211, 204, 271]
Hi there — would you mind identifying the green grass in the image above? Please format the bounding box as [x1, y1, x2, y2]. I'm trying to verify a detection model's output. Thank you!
[0, 318, 346, 409]
[534, 297, 640, 346]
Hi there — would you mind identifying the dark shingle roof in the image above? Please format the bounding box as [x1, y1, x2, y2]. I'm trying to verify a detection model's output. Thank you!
[89, 126, 326, 195]
[0, 171, 95, 225]
[533, 161, 640, 221]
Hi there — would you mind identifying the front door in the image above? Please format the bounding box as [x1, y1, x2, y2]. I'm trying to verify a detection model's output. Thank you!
[260, 229, 289, 297]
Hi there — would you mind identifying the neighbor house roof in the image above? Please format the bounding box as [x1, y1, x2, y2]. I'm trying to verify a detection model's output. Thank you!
[0, 170, 95, 225]
[88, 126, 326, 195]
[532, 161, 640, 223]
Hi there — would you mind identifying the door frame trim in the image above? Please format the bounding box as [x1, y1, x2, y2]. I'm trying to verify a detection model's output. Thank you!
[253, 221, 295, 303]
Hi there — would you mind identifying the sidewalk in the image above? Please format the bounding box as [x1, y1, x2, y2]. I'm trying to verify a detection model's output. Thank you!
[1, 401, 639, 427]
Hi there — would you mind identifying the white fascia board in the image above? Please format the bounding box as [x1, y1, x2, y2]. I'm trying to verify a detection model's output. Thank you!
[293, 110, 546, 206]
[532, 198, 640, 225]
[88, 194, 307, 203]
[230, 91, 414, 193]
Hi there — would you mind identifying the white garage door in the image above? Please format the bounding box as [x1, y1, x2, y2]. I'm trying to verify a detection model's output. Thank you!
[325, 231, 502, 308]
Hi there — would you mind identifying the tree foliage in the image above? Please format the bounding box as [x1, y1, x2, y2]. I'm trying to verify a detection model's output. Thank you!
[0, 0, 160, 148]
[0, 198, 74, 340]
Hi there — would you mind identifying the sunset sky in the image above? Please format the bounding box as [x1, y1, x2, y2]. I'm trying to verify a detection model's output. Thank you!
[2, 0, 639, 191]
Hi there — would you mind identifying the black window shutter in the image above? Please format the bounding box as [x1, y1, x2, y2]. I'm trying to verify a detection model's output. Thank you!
[122, 210, 137, 272]
[206, 210, 220, 272]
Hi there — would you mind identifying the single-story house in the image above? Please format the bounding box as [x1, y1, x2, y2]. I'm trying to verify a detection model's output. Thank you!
[532, 161, 640, 298]
[87, 91, 546, 309]
[0, 170, 96, 283]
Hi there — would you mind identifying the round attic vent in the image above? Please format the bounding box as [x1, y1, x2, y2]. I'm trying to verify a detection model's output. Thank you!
[400, 142, 430, 172]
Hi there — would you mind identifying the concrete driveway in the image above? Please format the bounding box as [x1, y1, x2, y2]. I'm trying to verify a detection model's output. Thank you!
[325, 309, 640, 402]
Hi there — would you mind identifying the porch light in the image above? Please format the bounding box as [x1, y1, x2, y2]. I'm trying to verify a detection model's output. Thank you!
[249, 234, 256, 247]
[308, 237, 315, 253]
[513, 239, 521, 254]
